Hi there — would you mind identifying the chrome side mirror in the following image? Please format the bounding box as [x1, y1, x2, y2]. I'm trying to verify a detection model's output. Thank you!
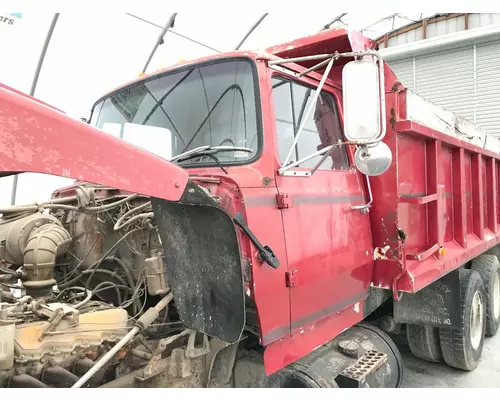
[342, 59, 384, 142]
[354, 142, 392, 177]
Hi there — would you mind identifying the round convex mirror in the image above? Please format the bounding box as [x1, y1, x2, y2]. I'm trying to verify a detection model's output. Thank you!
[354, 142, 392, 176]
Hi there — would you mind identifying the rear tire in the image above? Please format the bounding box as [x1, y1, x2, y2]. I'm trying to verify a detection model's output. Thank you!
[406, 324, 442, 363]
[439, 269, 486, 371]
[471, 254, 500, 337]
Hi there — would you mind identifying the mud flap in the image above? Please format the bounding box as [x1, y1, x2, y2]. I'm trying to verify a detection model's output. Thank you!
[393, 268, 461, 329]
[151, 181, 245, 343]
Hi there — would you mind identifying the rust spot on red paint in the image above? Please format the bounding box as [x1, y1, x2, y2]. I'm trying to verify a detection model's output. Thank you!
[391, 81, 403, 93]
[389, 108, 396, 131]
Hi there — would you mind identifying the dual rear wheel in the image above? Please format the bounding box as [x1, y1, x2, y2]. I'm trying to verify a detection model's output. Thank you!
[406, 254, 500, 371]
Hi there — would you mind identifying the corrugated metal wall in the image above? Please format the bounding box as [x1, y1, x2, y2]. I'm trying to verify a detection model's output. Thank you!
[476, 40, 500, 134]
[415, 46, 475, 121]
[387, 58, 414, 91]
[388, 40, 500, 136]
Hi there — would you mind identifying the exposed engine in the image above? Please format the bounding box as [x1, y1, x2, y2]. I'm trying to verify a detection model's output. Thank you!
[0, 183, 213, 388]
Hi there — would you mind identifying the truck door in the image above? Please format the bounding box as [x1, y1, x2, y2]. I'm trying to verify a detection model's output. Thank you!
[271, 76, 374, 333]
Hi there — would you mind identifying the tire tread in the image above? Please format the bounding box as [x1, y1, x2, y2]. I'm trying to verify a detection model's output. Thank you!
[471, 255, 500, 337]
[439, 269, 485, 371]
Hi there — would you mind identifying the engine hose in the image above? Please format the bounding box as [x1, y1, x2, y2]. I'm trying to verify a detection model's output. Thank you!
[9, 374, 49, 388]
[73, 289, 93, 309]
[59, 268, 128, 290]
[113, 212, 154, 232]
[83, 229, 139, 285]
[104, 257, 136, 294]
[0, 289, 15, 300]
[72, 291, 174, 388]
[42, 364, 79, 388]
[0, 203, 83, 214]
[0, 194, 142, 216]
[0, 196, 78, 214]
[91, 281, 130, 306]
[84, 194, 140, 212]
[113, 202, 152, 231]
[0, 274, 17, 282]
[89, 256, 140, 314]
[83, 230, 141, 314]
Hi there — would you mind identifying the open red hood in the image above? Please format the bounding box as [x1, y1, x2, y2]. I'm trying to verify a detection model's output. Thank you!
[0, 83, 188, 202]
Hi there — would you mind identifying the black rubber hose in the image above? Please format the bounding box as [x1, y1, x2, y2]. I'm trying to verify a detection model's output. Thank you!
[42, 365, 79, 388]
[59, 268, 128, 289]
[10, 374, 49, 388]
[83, 229, 139, 288]
[106, 256, 142, 314]
[102, 257, 136, 295]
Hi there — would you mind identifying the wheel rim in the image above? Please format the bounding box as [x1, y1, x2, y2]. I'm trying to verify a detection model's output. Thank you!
[493, 272, 500, 320]
[470, 291, 484, 350]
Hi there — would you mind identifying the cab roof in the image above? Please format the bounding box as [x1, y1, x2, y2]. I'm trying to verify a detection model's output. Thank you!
[94, 28, 376, 106]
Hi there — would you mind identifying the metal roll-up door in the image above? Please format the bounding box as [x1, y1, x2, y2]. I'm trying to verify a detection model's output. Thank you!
[476, 40, 500, 137]
[414, 45, 475, 122]
[387, 58, 414, 91]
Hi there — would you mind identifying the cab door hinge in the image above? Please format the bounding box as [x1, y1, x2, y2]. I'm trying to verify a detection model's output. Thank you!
[276, 193, 292, 209]
[286, 270, 298, 287]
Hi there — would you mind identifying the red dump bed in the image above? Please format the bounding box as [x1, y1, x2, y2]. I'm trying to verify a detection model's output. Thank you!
[371, 70, 500, 295]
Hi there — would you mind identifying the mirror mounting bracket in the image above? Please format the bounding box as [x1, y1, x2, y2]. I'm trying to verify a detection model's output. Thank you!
[272, 50, 385, 177]
[280, 170, 311, 177]
[351, 175, 373, 214]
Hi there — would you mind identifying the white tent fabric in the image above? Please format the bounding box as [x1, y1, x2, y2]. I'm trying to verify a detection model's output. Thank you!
[0, 12, 429, 207]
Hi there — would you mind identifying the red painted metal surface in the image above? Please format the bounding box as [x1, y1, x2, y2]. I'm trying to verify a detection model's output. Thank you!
[263, 26, 500, 374]
[0, 82, 66, 114]
[3, 26, 500, 379]
[0, 83, 188, 202]
[372, 72, 500, 296]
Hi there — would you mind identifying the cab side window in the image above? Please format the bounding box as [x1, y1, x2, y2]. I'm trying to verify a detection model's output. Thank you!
[272, 77, 349, 170]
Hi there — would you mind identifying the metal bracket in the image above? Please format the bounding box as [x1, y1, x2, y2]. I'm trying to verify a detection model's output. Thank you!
[279, 170, 311, 177]
[185, 332, 210, 359]
[285, 270, 298, 287]
[276, 193, 292, 209]
[138, 329, 194, 382]
[269, 64, 300, 78]
[273, 49, 386, 176]
[351, 176, 373, 214]
[278, 56, 336, 173]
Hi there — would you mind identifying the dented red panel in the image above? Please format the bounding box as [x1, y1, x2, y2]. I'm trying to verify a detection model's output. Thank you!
[0, 84, 188, 201]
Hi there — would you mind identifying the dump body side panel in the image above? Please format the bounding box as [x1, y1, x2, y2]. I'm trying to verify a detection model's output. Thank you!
[371, 66, 500, 294]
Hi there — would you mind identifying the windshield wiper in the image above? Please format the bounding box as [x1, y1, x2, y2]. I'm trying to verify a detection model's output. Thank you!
[170, 146, 253, 175]
[170, 145, 252, 163]
[179, 152, 229, 174]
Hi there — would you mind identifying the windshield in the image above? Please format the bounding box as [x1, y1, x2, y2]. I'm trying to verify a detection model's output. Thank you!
[90, 59, 260, 165]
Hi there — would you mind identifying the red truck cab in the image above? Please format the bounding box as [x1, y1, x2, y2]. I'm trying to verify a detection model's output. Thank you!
[87, 28, 384, 375]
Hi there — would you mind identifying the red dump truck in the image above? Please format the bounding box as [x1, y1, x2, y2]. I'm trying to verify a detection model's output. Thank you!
[0, 27, 499, 389]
